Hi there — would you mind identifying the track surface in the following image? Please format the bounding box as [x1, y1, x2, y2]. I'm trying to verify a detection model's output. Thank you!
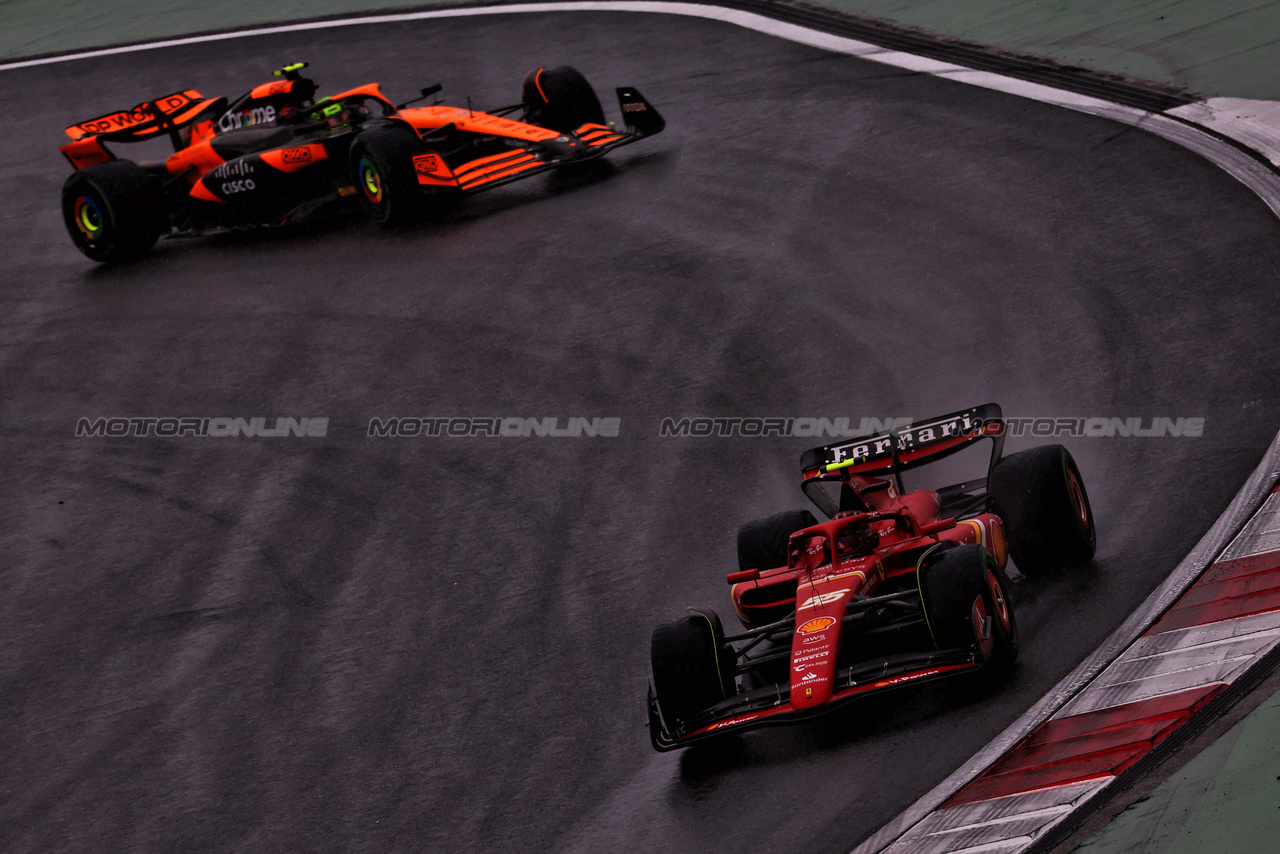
[3, 11, 1280, 854]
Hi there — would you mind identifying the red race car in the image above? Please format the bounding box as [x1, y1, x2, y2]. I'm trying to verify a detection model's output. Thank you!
[647, 403, 1096, 751]
[58, 62, 663, 262]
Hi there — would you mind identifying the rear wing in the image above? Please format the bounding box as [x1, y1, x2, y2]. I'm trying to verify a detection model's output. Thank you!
[800, 403, 1004, 476]
[799, 404, 1006, 515]
[64, 90, 224, 144]
[61, 90, 226, 170]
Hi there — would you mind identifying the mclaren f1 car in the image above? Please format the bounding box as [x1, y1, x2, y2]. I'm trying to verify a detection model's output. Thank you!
[647, 403, 1097, 751]
[58, 62, 664, 262]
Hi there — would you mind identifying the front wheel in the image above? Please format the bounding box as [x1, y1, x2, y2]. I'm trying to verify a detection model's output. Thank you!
[61, 160, 163, 263]
[349, 127, 425, 228]
[650, 609, 734, 732]
[521, 66, 606, 132]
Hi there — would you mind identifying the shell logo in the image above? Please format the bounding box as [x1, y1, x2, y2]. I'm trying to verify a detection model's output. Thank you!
[797, 616, 836, 634]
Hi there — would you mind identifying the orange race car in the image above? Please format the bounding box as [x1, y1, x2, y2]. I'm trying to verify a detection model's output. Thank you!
[58, 62, 664, 262]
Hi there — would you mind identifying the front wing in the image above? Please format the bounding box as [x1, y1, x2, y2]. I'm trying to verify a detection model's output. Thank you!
[416, 87, 664, 194]
[416, 124, 654, 194]
[648, 648, 982, 751]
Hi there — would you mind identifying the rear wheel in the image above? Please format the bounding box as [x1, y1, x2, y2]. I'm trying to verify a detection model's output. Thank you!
[349, 127, 424, 228]
[650, 609, 734, 731]
[920, 544, 1018, 672]
[521, 66, 606, 132]
[61, 160, 163, 263]
[736, 510, 817, 572]
[990, 444, 1096, 573]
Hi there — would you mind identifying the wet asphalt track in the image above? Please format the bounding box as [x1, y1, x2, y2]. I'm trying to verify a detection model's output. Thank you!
[3, 9, 1280, 854]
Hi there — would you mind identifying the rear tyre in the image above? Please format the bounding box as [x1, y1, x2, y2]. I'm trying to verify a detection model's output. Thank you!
[736, 510, 817, 572]
[990, 444, 1096, 574]
[650, 609, 734, 730]
[61, 160, 163, 263]
[349, 127, 424, 228]
[920, 544, 1017, 673]
[521, 66, 606, 132]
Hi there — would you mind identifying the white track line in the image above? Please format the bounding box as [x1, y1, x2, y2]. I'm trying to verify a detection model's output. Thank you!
[8, 0, 1280, 219]
[0, 2, 913, 72]
[855, 430, 1280, 854]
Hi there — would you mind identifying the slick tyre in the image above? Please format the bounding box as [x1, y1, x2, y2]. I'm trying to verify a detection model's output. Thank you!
[521, 66, 606, 132]
[650, 609, 734, 730]
[736, 510, 817, 573]
[920, 544, 1018, 672]
[350, 127, 424, 228]
[990, 444, 1096, 574]
[61, 160, 163, 263]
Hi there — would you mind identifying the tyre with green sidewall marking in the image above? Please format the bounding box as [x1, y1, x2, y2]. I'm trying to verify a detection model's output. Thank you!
[60, 160, 163, 263]
[650, 608, 734, 730]
[349, 126, 424, 228]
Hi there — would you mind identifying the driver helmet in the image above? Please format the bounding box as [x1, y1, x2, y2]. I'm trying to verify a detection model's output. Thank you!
[837, 526, 877, 558]
[327, 103, 371, 128]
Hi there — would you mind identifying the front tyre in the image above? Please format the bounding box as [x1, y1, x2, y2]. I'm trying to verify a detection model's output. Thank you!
[61, 160, 163, 263]
[349, 127, 424, 228]
[650, 609, 734, 732]
[521, 66, 606, 132]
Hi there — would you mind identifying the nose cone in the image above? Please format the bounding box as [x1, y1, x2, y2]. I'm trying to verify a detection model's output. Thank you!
[789, 611, 842, 709]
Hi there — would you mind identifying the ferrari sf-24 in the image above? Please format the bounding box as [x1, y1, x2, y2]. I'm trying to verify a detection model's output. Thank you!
[648, 403, 1096, 751]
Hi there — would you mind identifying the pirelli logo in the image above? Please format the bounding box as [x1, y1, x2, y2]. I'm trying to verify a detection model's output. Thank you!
[281, 146, 313, 164]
